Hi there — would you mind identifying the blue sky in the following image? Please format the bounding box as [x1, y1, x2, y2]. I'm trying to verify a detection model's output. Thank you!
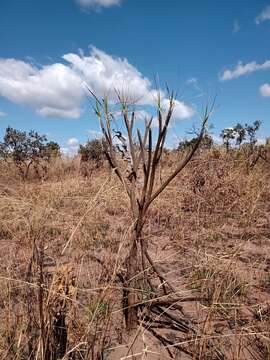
[0, 0, 270, 152]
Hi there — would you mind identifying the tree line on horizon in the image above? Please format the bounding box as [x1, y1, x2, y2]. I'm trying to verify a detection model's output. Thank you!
[0, 119, 266, 180]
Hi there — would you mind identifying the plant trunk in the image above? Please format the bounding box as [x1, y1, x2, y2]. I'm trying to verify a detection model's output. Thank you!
[125, 231, 139, 331]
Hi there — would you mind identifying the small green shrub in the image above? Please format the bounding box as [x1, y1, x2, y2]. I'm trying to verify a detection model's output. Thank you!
[86, 300, 109, 321]
[79, 138, 107, 168]
[191, 265, 247, 313]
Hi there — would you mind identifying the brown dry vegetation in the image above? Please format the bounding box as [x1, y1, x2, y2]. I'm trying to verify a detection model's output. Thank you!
[0, 148, 269, 359]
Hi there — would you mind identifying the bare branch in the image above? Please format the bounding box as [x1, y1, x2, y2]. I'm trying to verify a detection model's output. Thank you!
[147, 110, 210, 208]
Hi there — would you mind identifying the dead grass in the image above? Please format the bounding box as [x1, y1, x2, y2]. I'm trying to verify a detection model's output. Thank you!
[0, 150, 269, 359]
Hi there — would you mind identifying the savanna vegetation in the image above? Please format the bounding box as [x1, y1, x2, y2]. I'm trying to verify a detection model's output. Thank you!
[0, 94, 269, 360]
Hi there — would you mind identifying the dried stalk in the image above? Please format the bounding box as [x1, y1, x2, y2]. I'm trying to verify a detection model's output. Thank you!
[90, 88, 212, 334]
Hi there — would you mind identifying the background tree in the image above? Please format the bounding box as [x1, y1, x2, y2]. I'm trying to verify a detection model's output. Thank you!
[220, 121, 261, 151]
[178, 134, 213, 151]
[234, 123, 246, 146]
[78, 138, 107, 168]
[43, 141, 61, 159]
[245, 120, 261, 147]
[220, 127, 235, 151]
[0, 126, 60, 179]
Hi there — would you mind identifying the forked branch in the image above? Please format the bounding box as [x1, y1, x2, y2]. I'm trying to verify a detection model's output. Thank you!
[90, 88, 213, 334]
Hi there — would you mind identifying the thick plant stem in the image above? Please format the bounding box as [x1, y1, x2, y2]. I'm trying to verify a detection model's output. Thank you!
[125, 232, 139, 331]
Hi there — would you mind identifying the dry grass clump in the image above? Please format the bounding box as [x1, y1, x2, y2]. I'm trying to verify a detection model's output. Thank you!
[190, 256, 248, 312]
[0, 163, 128, 358]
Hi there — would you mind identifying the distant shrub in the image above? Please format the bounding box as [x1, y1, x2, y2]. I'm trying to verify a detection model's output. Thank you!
[0, 126, 60, 179]
[178, 134, 213, 151]
[43, 141, 61, 159]
[79, 138, 107, 168]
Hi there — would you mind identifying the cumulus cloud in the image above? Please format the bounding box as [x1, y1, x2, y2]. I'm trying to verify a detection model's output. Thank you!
[76, 0, 122, 8]
[219, 59, 270, 81]
[38, 107, 81, 118]
[63, 47, 159, 106]
[0, 110, 7, 117]
[67, 137, 79, 146]
[62, 137, 80, 156]
[162, 98, 194, 119]
[0, 47, 194, 121]
[255, 6, 270, 24]
[260, 83, 270, 97]
[0, 59, 83, 118]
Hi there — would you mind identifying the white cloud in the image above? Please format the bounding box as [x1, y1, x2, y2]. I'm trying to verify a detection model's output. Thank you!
[0, 110, 7, 117]
[233, 20, 240, 33]
[212, 134, 223, 145]
[0, 59, 83, 118]
[255, 6, 270, 24]
[63, 47, 155, 105]
[62, 137, 80, 156]
[0, 47, 194, 121]
[87, 129, 103, 138]
[257, 138, 266, 145]
[61, 147, 77, 156]
[260, 83, 270, 97]
[67, 137, 79, 146]
[134, 110, 151, 121]
[63, 47, 194, 119]
[76, 0, 122, 8]
[166, 99, 194, 119]
[149, 99, 194, 129]
[219, 59, 270, 81]
[38, 107, 81, 118]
